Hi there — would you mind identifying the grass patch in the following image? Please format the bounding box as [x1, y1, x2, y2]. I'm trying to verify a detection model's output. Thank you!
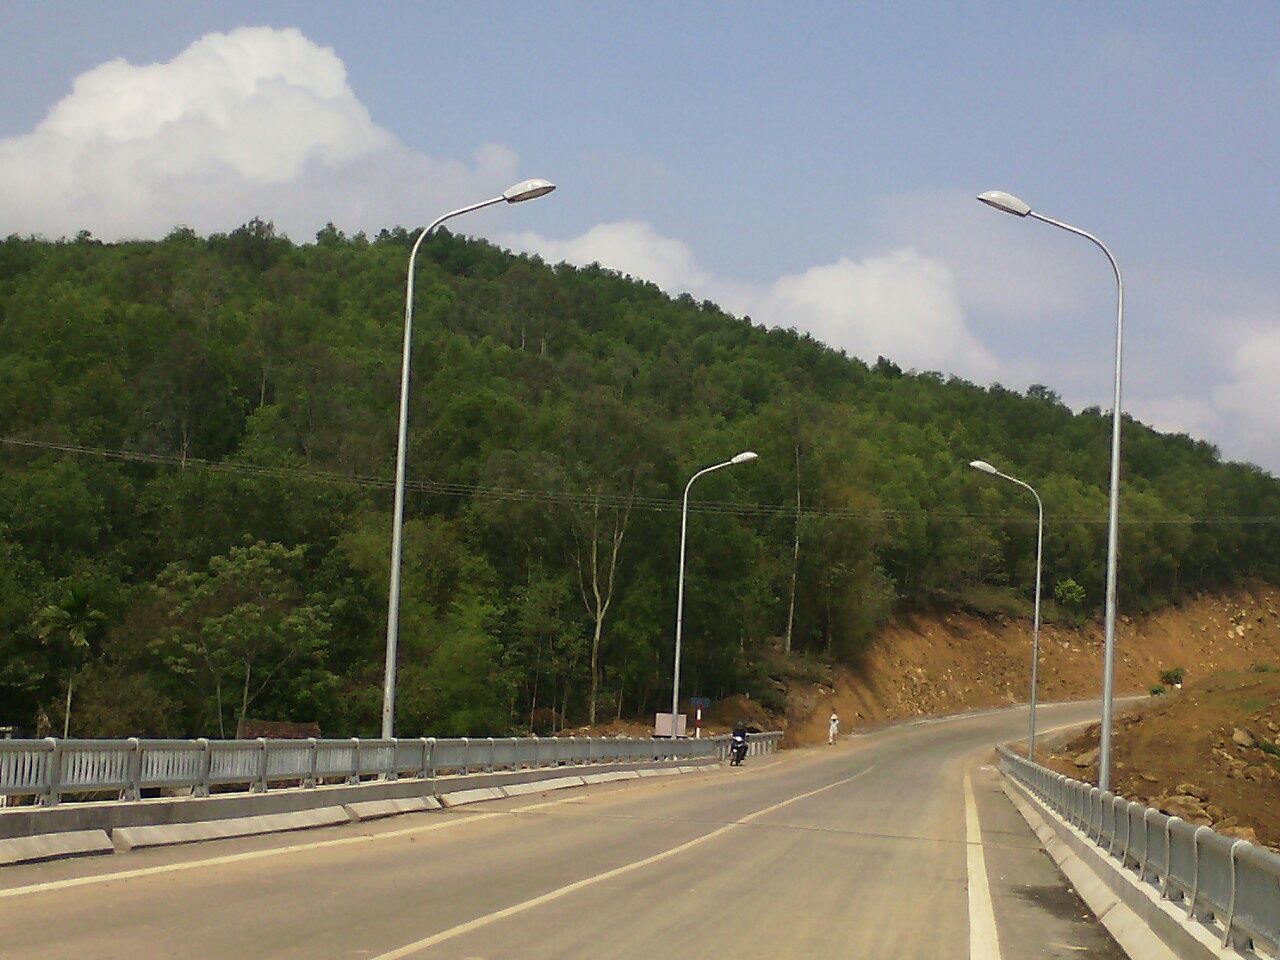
[955, 585, 1031, 621]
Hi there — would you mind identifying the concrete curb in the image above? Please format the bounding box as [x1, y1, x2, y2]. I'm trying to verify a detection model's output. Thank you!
[1001, 775, 1233, 960]
[112, 806, 351, 853]
[637, 768, 680, 778]
[0, 829, 114, 866]
[501, 777, 585, 798]
[343, 797, 440, 822]
[581, 771, 640, 785]
[438, 787, 507, 808]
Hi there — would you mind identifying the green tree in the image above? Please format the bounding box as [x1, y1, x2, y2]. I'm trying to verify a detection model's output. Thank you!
[32, 573, 119, 737]
[154, 541, 337, 737]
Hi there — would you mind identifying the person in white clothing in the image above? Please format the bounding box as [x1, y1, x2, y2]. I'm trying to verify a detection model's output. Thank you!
[828, 711, 839, 745]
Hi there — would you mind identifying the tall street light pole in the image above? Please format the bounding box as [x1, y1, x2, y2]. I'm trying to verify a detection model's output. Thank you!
[977, 189, 1124, 791]
[381, 179, 556, 739]
[970, 459, 1044, 761]
[671, 451, 758, 737]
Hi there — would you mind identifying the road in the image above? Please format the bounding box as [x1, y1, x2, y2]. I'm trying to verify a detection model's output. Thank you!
[0, 702, 1125, 959]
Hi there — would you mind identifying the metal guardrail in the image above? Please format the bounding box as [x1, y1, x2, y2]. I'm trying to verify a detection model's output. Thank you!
[998, 745, 1280, 957]
[0, 732, 782, 807]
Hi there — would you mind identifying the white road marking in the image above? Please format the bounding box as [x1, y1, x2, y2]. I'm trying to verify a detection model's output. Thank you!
[368, 764, 877, 959]
[0, 812, 499, 901]
[965, 772, 1003, 960]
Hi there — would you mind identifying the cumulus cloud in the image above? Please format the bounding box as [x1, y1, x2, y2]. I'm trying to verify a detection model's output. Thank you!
[756, 250, 997, 379]
[503, 221, 711, 294]
[0, 27, 521, 240]
[1213, 328, 1280, 467]
[505, 221, 998, 381]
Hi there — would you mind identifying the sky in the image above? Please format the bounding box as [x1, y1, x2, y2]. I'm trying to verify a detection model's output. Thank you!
[1, 2, 1277, 471]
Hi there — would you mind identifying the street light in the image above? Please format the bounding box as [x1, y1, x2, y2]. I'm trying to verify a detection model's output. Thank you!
[670, 451, 759, 737]
[381, 179, 556, 739]
[977, 189, 1125, 791]
[969, 459, 1044, 761]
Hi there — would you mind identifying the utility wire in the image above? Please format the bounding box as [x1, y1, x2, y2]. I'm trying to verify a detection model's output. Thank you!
[3, 435, 1278, 526]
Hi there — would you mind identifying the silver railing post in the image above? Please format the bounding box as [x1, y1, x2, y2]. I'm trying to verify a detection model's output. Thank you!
[124, 737, 142, 801]
[195, 738, 211, 797]
[254, 738, 269, 793]
[348, 738, 361, 785]
[42, 737, 61, 806]
[304, 737, 318, 788]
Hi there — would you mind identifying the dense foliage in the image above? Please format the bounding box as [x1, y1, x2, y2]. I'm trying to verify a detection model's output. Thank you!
[1, 224, 1276, 738]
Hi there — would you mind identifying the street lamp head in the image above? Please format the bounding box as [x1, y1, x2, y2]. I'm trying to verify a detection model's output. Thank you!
[731, 451, 759, 465]
[969, 459, 999, 475]
[503, 179, 556, 203]
[977, 190, 1032, 217]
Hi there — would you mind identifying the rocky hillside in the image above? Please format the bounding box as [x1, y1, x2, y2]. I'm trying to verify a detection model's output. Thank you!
[779, 582, 1280, 746]
[1043, 669, 1280, 847]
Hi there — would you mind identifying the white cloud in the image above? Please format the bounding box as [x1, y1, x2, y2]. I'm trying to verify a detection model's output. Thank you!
[1213, 328, 1280, 469]
[503, 221, 711, 294]
[1127, 394, 1219, 442]
[873, 190, 1101, 322]
[506, 222, 997, 381]
[0, 27, 521, 240]
[756, 250, 997, 378]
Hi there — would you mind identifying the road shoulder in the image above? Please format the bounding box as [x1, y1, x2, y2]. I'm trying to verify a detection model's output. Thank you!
[970, 757, 1127, 959]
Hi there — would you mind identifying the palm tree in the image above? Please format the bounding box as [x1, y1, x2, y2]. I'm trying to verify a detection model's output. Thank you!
[34, 588, 106, 738]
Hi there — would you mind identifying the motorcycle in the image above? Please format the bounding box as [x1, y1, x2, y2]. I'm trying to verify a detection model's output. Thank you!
[729, 733, 748, 766]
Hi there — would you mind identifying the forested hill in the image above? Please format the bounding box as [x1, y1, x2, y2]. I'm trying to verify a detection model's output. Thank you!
[1, 224, 1277, 739]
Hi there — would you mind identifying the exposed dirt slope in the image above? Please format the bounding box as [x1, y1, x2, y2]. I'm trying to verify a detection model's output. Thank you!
[1042, 670, 1280, 847]
[782, 583, 1280, 746]
[572, 584, 1280, 753]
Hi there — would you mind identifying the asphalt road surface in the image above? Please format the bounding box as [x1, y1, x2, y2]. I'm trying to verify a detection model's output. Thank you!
[0, 702, 1126, 959]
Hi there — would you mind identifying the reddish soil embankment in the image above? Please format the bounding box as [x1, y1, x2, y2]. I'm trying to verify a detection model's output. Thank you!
[783, 583, 1280, 746]
[1043, 669, 1280, 848]
[574, 584, 1280, 757]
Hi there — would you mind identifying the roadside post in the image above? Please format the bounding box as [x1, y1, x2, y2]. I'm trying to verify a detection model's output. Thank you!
[690, 697, 711, 739]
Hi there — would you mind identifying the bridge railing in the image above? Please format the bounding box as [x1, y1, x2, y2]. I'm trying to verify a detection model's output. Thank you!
[0, 731, 783, 807]
[997, 745, 1280, 957]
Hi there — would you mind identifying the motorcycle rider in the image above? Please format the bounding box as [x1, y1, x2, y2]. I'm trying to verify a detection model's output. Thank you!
[730, 721, 749, 765]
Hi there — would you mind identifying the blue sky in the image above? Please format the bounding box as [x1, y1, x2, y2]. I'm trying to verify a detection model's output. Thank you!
[2, 2, 1277, 469]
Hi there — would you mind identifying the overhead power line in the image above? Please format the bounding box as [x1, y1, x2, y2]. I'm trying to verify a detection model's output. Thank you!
[3, 435, 1278, 527]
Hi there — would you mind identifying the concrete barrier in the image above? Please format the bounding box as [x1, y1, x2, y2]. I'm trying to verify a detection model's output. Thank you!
[111, 806, 350, 852]
[0, 757, 720, 865]
[343, 797, 440, 822]
[0, 829, 114, 866]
